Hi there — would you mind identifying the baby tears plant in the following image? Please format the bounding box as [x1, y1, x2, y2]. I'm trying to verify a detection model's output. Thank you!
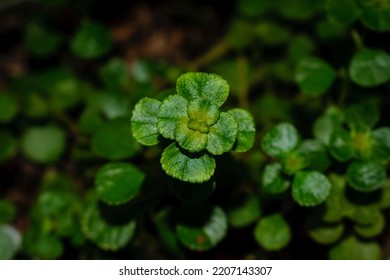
[131, 72, 256, 183]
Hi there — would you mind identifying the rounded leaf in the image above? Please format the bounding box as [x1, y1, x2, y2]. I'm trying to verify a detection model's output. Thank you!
[299, 140, 331, 172]
[329, 128, 354, 162]
[292, 171, 331, 207]
[329, 236, 381, 260]
[281, 151, 309, 175]
[360, 2, 390, 32]
[28, 235, 63, 259]
[326, 0, 360, 25]
[176, 72, 229, 107]
[187, 99, 220, 126]
[95, 163, 145, 205]
[308, 223, 344, 245]
[0, 131, 17, 162]
[81, 203, 136, 251]
[262, 163, 290, 194]
[206, 112, 238, 155]
[161, 143, 216, 183]
[313, 107, 344, 146]
[354, 212, 385, 238]
[0, 225, 20, 260]
[261, 123, 299, 158]
[347, 161, 386, 192]
[21, 125, 66, 163]
[228, 109, 256, 152]
[371, 127, 390, 161]
[254, 214, 291, 251]
[175, 122, 208, 153]
[92, 117, 140, 160]
[157, 94, 188, 140]
[345, 103, 379, 129]
[295, 56, 336, 97]
[0, 93, 19, 122]
[349, 48, 390, 87]
[25, 22, 62, 57]
[131, 97, 161, 146]
[176, 205, 227, 251]
[71, 22, 112, 59]
[227, 194, 261, 228]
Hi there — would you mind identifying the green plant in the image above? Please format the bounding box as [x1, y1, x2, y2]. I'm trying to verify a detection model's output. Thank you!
[131, 72, 256, 183]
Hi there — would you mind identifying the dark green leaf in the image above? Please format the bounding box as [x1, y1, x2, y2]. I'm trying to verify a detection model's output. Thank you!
[71, 22, 112, 59]
[100, 58, 130, 89]
[329, 128, 354, 162]
[347, 161, 386, 192]
[238, 0, 270, 17]
[92, 117, 140, 160]
[371, 127, 390, 161]
[345, 102, 380, 129]
[0, 93, 18, 122]
[313, 107, 344, 146]
[25, 22, 62, 57]
[0, 200, 16, 223]
[228, 109, 256, 152]
[0, 131, 17, 162]
[292, 171, 331, 207]
[261, 123, 300, 158]
[95, 163, 145, 205]
[262, 163, 290, 194]
[295, 56, 336, 97]
[21, 125, 66, 163]
[299, 140, 331, 172]
[349, 48, 390, 87]
[227, 194, 261, 228]
[359, 0, 390, 31]
[254, 214, 291, 251]
[326, 0, 360, 25]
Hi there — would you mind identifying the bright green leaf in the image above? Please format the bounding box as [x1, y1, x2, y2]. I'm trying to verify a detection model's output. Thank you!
[176, 72, 229, 107]
[329, 236, 381, 260]
[175, 121, 208, 153]
[261, 123, 300, 158]
[308, 223, 344, 245]
[131, 97, 161, 146]
[227, 194, 261, 228]
[254, 214, 291, 251]
[329, 128, 354, 162]
[228, 109, 256, 152]
[295, 56, 336, 97]
[292, 171, 331, 207]
[281, 151, 309, 175]
[21, 125, 66, 163]
[157, 94, 188, 140]
[95, 163, 145, 205]
[354, 212, 385, 238]
[206, 112, 238, 155]
[349, 48, 390, 87]
[161, 143, 216, 183]
[347, 161, 386, 192]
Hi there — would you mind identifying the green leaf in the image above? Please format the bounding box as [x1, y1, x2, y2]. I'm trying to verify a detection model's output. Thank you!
[131, 97, 161, 146]
[326, 0, 361, 25]
[161, 143, 216, 183]
[299, 140, 331, 172]
[329, 236, 381, 260]
[254, 22, 291, 46]
[254, 214, 291, 251]
[228, 109, 256, 152]
[261, 123, 300, 158]
[157, 94, 188, 140]
[350, 126, 373, 160]
[275, 0, 319, 21]
[379, 179, 390, 209]
[329, 128, 354, 162]
[347, 161, 386, 192]
[176, 205, 227, 251]
[0, 131, 17, 162]
[206, 112, 238, 155]
[354, 212, 385, 238]
[345, 102, 380, 129]
[176, 72, 229, 107]
[0, 200, 16, 223]
[226, 21, 255, 50]
[22, 92, 49, 119]
[359, 0, 390, 31]
[295, 56, 336, 97]
[308, 222, 344, 245]
[238, 0, 270, 17]
[262, 163, 290, 194]
[25, 22, 62, 57]
[0, 93, 19, 122]
[95, 163, 145, 205]
[0, 225, 20, 260]
[27, 234, 63, 259]
[349, 48, 390, 87]
[100, 58, 130, 90]
[97, 91, 130, 119]
[227, 194, 261, 228]
[171, 180, 215, 204]
[78, 107, 104, 134]
[371, 127, 390, 161]
[71, 22, 112, 59]
[292, 171, 332, 207]
[349, 204, 382, 225]
[92, 117, 140, 160]
[287, 36, 315, 63]
[21, 125, 66, 163]
[313, 107, 344, 146]
[175, 121, 208, 153]
[187, 99, 220, 126]
[81, 203, 136, 251]
[281, 151, 309, 175]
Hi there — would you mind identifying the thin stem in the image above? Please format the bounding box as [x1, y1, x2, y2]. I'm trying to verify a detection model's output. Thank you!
[188, 40, 229, 71]
[337, 68, 349, 107]
[351, 30, 365, 50]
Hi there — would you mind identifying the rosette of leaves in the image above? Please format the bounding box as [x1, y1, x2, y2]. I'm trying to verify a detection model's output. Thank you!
[314, 103, 389, 192]
[261, 122, 332, 207]
[131, 72, 256, 183]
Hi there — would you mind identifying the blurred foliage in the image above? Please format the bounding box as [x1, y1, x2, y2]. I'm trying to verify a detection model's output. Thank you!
[0, 0, 389, 260]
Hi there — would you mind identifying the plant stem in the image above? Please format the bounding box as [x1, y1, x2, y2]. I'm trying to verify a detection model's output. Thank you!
[351, 30, 365, 50]
[338, 68, 349, 107]
[188, 40, 229, 71]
